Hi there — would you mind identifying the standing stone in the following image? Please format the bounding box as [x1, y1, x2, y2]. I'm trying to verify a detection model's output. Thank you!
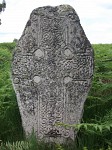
[12, 5, 94, 143]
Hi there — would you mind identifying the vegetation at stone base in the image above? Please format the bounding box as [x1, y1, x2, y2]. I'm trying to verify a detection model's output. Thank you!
[0, 43, 112, 149]
[0, 134, 112, 150]
[0, 42, 23, 142]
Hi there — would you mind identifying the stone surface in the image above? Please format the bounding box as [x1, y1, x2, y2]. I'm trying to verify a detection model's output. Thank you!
[12, 5, 94, 143]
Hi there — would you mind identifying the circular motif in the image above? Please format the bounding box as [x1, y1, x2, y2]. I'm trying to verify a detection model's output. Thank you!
[42, 32, 53, 46]
[64, 48, 73, 59]
[33, 76, 41, 83]
[34, 49, 44, 59]
[64, 76, 73, 84]
[13, 77, 20, 84]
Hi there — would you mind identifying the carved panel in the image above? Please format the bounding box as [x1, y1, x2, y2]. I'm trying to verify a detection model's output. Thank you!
[12, 5, 94, 143]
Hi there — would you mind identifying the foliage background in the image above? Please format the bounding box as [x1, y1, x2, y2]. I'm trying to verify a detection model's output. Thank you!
[0, 42, 23, 142]
[0, 43, 112, 149]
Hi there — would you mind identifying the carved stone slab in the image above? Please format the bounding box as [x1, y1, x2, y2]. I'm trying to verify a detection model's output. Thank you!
[12, 5, 94, 143]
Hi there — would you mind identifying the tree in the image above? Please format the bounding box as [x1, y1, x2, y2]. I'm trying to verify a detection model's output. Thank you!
[0, 0, 6, 25]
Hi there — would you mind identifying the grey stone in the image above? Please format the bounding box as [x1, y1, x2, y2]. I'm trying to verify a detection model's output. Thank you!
[11, 5, 94, 143]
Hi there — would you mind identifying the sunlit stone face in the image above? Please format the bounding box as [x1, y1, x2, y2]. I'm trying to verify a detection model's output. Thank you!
[12, 5, 94, 143]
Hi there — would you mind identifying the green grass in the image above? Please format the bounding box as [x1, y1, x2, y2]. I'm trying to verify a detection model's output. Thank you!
[0, 43, 24, 142]
[0, 43, 112, 149]
[78, 44, 112, 149]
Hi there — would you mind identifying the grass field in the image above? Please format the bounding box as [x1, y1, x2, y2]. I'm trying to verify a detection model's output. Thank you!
[0, 43, 112, 150]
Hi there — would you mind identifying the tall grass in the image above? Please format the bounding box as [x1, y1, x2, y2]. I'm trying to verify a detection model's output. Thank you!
[77, 44, 112, 149]
[0, 43, 24, 142]
[0, 43, 112, 149]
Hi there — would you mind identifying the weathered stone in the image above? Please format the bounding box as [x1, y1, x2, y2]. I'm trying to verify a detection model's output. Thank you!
[11, 5, 94, 143]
